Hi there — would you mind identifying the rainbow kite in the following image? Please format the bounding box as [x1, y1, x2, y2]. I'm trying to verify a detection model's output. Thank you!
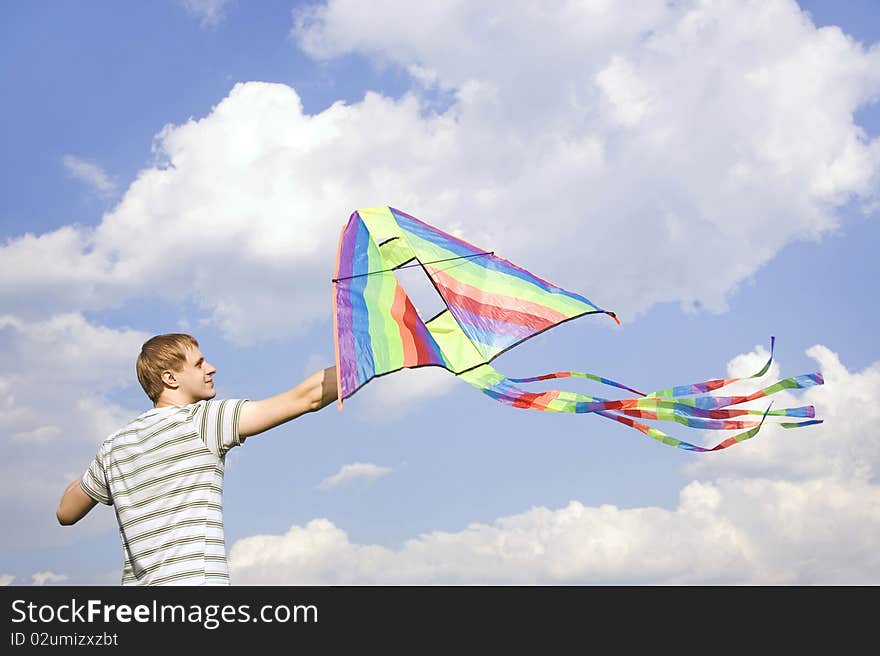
[332, 206, 823, 452]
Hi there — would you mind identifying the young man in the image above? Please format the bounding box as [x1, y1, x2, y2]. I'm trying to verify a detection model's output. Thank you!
[56, 333, 337, 585]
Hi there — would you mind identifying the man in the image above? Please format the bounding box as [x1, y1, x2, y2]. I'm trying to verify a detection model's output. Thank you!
[56, 333, 337, 585]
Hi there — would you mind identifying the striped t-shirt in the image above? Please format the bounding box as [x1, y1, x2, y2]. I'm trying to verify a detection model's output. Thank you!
[80, 399, 248, 586]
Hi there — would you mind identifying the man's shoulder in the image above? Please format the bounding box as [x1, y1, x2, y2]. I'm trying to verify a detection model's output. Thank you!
[101, 405, 196, 446]
[101, 400, 243, 445]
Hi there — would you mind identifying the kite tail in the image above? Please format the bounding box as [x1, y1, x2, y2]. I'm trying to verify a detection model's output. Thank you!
[507, 371, 645, 397]
[509, 336, 778, 399]
[592, 407, 775, 452]
[458, 337, 824, 452]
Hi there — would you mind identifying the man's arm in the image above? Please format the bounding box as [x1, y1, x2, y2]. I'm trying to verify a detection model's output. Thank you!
[56, 479, 98, 525]
[238, 366, 338, 438]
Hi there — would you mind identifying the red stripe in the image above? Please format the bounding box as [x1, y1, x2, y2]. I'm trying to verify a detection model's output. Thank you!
[402, 294, 435, 365]
[722, 420, 759, 429]
[512, 392, 543, 408]
[512, 390, 560, 410]
[397, 286, 436, 366]
[431, 269, 568, 327]
[391, 284, 419, 365]
[711, 437, 739, 451]
[705, 378, 736, 391]
[620, 409, 659, 420]
[612, 413, 652, 436]
[438, 285, 556, 333]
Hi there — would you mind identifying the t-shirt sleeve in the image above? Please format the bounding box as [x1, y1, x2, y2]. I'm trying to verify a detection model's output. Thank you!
[193, 399, 248, 458]
[80, 451, 113, 506]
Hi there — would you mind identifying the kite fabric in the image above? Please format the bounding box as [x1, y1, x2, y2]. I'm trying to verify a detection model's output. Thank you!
[332, 206, 823, 452]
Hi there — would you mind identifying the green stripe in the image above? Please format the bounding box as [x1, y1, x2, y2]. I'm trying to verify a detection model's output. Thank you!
[113, 463, 220, 497]
[120, 499, 223, 530]
[132, 551, 227, 578]
[126, 518, 224, 546]
[108, 419, 193, 458]
[117, 482, 223, 512]
[216, 400, 226, 455]
[108, 448, 213, 484]
[111, 432, 202, 467]
[200, 400, 210, 450]
[125, 567, 229, 586]
[365, 246, 404, 373]
[109, 408, 194, 442]
[81, 472, 111, 504]
[129, 536, 226, 561]
[402, 230, 595, 315]
[232, 400, 244, 449]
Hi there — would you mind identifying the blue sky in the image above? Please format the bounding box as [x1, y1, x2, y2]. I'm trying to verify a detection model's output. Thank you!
[1, 0, 879, 585]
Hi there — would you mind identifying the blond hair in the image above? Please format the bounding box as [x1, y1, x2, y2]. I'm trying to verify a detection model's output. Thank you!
[136, 334, 199, 403]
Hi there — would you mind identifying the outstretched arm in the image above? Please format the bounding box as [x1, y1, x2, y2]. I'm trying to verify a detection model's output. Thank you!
[56, 479, 98, 525]
[238, 366, 338, 438]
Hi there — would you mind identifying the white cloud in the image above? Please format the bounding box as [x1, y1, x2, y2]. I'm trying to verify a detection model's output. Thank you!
[0, 314, 147, 548]
[1, 1, 875, 349]
[179, 0, 234, 29]
[686, 344, 880, 482]
[62, 155, 116, 198]
[229, 343, 880, 584]
[31, 571, 69, 586]
[229, 477, 879, 584]
[0, 574, 14, 586]
[292, 0, 880, 315]
[12, 425, 62, 442]
[352, 366, 458, 422]
[595, 55, 656, 127]
[318, 462, 393, 490]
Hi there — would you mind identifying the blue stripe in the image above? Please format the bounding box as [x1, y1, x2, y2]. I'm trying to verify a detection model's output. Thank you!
[452, 304, 535, 340]
[447, 307, 522, 355]
[350, 218, 376, 387]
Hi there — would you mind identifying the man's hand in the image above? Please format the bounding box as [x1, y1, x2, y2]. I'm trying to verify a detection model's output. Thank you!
[238, 366, 338, 438]
[57, 479, 98, 525]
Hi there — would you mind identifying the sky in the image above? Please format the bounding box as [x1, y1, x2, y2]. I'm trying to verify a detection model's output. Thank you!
[1, 0, 878, 585]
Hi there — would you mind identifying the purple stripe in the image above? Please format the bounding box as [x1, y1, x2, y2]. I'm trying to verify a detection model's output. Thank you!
[450, 303, 536, 339]
[336, 213, 365, 398]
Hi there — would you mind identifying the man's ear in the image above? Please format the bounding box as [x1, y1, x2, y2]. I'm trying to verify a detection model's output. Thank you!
[162, 370, 179, 389]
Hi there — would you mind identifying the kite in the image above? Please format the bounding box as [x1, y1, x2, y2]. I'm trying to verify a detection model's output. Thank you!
[332, 206, 823, 452]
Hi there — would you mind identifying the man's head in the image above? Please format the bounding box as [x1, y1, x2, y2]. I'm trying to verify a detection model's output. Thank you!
[136, 334, 217, 406]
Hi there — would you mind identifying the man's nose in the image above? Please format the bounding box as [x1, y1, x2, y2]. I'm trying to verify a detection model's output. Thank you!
[206, 362, 217, 375]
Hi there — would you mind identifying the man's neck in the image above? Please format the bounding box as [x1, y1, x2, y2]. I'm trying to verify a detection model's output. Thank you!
[154, 394, 197, 409]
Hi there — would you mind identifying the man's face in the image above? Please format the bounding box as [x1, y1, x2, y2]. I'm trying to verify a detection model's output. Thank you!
[172, 347, 217, 402]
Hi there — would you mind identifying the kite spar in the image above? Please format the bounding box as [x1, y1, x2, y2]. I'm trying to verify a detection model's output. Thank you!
[332, 206, 823, 452]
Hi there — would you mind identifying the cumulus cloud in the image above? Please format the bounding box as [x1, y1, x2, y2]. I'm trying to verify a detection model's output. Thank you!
[686, 344, 880, 482]
[352, 366, 458, 422]
[179, 0, 234, 28]
[317, 462, 393, 490]
[0, 574, 14, 586]
[0, 314, 146, 444]
[229, 343, 880, 584]
[0, 314, 147, 548]
[229, 478, 879, 584]
[1, 1, 876, 346]
[62, 155, 116, 198]
[293, 0, 880, 315]
[31, 571, 69, 586]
